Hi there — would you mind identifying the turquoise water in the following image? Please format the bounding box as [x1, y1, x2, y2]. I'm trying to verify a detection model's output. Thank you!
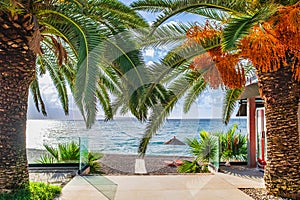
[26, 118, 247, 156]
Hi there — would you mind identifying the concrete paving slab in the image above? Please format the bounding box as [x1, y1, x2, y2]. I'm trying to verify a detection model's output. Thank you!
[59, 176, 108, 200]
[60, 173, 264, 200]
[216, 173, 265, 188]
[107, 173, 260, 200]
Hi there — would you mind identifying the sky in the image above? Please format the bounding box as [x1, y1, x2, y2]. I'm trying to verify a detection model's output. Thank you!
[27, 0, 232, 120]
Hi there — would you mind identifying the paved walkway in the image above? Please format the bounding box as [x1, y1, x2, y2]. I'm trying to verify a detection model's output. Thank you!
[59, 173, 264, 200]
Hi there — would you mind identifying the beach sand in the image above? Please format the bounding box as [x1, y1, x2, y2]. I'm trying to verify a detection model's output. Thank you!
[99, 154, 194, 175]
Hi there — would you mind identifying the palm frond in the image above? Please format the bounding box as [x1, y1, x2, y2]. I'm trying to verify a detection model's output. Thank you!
[30, 78, 47, 116]
[35, 154, 55, 164]
[222, 4, 277, 50]
[221, 62, 255, 124]
[86, 0, 148, 29]
[132, 0, 251, 33]
[100, 68, 121, 91]
[148, 42, 214, 87]
[189, 7, 230, 21]
[222, 88, 243, 125]
[131, 0, 174, 13]
[96, 80, 113, 120]
[186, 130, 218, 162]
[138, 102, 176, 156]
[44, 144, 59, 160]
[38, 51, 69, 115]
[36, 1, 148, 128]
[138, 70, 201, 155]
[102, 31, 154, 121]
[58, 141, 80, 161]
[73, 19, 102, 128]
[138, 37, 222, 155]
[36, 4, 102, 127]
[186, 138, 202, 156]
[183, 71, 207, 113]
[135, 22, 191, 49]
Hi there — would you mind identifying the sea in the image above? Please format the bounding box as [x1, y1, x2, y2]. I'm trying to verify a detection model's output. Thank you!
[26, 118, 247, 157]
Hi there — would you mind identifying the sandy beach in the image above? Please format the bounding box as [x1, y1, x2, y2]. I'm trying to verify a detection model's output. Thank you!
[99, 153, 194, 175]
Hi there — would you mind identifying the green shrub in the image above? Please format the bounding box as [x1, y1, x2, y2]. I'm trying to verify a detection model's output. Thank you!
[180, 130, 218, 173]
[88, 152, 103, 174]
[219, 124, 247, 162]
[186, 130, 218, 163]
[178, 160, 201, 173]
[37, 142, 103, 174]
[36, 141, 80, 163]
[178, 160, 209, 173]
[0, 182, 61, 200]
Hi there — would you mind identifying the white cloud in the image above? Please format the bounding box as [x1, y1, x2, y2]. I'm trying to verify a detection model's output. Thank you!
[163, 20, 177, 26]
[144, 48, 155, 57]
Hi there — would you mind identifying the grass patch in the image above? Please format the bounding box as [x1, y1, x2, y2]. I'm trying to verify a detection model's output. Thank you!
[0, 182, 61, 200]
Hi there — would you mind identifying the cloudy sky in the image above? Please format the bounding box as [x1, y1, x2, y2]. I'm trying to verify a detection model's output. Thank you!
[27, 1, 229, 120]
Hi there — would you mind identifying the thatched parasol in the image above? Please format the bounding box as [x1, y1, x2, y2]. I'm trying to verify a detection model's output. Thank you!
[164, 136, 185, 145]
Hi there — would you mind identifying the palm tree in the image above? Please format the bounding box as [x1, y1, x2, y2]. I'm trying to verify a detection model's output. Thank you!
[0, 0, 148, 193]
[132, 0, 300, 198]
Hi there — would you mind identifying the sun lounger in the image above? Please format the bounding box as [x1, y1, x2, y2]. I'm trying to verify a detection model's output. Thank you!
[164, 160, 183, 167]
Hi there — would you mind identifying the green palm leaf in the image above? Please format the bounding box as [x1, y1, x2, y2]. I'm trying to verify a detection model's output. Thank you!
[148, 42, 216, 86]
[222, 4, 277, 50]
[186, 130, 218, 162]
[222, 88, 243, 125]
[138, 70, 205, 155]
[86, 0, 148, 29]
[137, 33, 222, 155]
[136, 22, 191, 48]
[222, 63, 255, 124]
[189, 7, 229, 21]
[96, 80, 113, 120]
[44, 144, 59, 161]
[183, 72, 207, 113]
[58, 141, 80, 162]
[132, 0, 250, 33]
[30, 78, 47, 116]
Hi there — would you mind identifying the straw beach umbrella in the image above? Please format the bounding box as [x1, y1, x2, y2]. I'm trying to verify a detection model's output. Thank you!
[164, 136, 185, 145]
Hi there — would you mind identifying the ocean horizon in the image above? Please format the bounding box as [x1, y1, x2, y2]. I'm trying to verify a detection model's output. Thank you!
[26, 118, 247, 157]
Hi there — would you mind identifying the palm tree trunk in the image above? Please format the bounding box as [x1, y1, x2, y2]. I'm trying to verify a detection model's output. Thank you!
[0, 12, 36, 192]
[257, 67, 300, 199]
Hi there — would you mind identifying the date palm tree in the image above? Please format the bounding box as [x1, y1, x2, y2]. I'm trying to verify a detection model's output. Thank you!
[0, 0, 148, 193]
[132, 0, 300, 198]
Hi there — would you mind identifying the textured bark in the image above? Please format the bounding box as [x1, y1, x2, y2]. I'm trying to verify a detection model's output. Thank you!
[257, 67, 300, 199]
[0, 11, 36, 192]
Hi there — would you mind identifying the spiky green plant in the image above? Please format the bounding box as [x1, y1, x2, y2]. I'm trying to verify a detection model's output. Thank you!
[35, 154, 55, 164]
[178, 130, 218, 173]
[186, 130, 218, 163]
[58, 142, 80, 162]
[219, 124, 247, 162]
[38, 141, 80, 163]
[37, 142, 103, 173]
[0, 182, 61, 200]
[178, 160, 203, 173]
[88, 152, 103, 174]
